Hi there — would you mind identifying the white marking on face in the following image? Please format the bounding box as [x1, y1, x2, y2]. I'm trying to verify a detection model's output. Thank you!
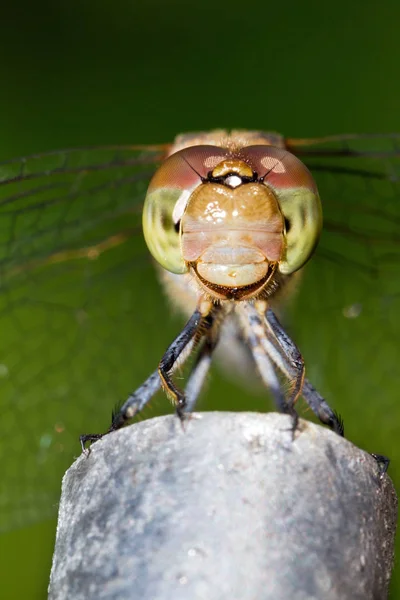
[225, 175, 242, 188]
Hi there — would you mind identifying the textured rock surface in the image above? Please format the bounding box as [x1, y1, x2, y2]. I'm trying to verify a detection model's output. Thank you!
[49, 412, 397, 600]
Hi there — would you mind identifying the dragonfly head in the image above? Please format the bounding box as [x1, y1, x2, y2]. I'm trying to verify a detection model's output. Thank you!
[143, 144, 322, 300]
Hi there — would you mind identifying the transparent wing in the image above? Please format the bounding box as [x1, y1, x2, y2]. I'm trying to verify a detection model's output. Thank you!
[287, 134, 400, 275]
[286, 134, 400, 456]
[0, 145, 167, 530]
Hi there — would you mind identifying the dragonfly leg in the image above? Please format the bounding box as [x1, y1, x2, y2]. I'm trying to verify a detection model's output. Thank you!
[80, 305, 213, 453]
[245, 321, 288, 412]
[80, 370, 162, 452]
[184, 323, 220, 414]
[264, 308, 305, 412]
[159, 304, 216, 420]
[241, 303, 304, 436]
[261, 307, 346, 439]
[303, 381, 390, 476]
[370, 454, 390, 479]
[301, 379, 344, 436]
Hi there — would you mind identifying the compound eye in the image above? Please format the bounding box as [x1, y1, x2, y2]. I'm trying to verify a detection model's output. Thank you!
[142, 145, 228, 273]
[243, 145, 322, 274]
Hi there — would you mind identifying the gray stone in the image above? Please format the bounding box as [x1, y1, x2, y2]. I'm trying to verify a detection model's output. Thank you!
[48, 412, 397, 600]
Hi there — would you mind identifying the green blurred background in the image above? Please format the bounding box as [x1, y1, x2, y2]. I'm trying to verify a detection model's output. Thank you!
[0, 0, 399, 598]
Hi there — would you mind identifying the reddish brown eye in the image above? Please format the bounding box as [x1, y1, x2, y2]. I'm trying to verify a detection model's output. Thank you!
[143, 146, 228, 274]
[241, 146, 322, 274]
[148, 145, 228, 190]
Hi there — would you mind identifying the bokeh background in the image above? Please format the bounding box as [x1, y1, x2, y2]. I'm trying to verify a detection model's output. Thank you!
[0, 0, 399, 598]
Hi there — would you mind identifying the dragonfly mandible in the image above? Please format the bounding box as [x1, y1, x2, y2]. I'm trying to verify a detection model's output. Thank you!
[1, 130, 399, 531]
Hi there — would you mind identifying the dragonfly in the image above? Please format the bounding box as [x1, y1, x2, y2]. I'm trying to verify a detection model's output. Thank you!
[0, 130, 399, 532]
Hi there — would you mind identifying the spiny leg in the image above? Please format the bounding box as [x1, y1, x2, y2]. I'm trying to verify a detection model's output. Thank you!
[302, 378, 344, 435]
[244, 316, 288, 412]
[245, 302, 305, 434]
[184, 312, 221, 413]
[254, 308, 342, 436]
[238, 303, 299, 434]
[80, 369, 163, 452]
[246, 305, 389, 474]
[264, 307, 305, 409]
[370, 454, 390, 479]
[263, 316, 389, 475]
[261, 307, 349, 438]
[159, 302, 216, 420]
[302, 380, 389, 477]
[80, 306, 208, 452]
[184, 339, 215, 414]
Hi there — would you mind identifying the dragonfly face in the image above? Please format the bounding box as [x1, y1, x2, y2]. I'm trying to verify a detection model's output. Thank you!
[0, 130, 399, 531]
[143, 135, 322, 298]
